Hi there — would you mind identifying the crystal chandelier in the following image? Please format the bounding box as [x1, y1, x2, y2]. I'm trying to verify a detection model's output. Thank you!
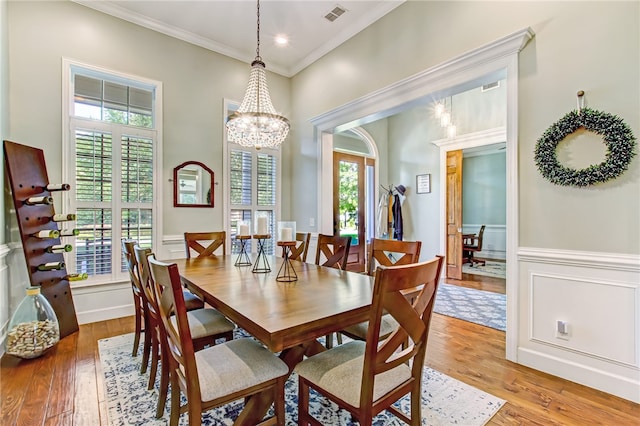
[226, 0, 290, 150]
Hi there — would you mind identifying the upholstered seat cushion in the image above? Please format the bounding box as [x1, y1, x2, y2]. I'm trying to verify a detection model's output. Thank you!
[183, 290, 205, 311]
[195, 338, 288, 401]
[294, 341, 411, 408]
[171, 308, 235, 339]
[341, 314, 399, 340]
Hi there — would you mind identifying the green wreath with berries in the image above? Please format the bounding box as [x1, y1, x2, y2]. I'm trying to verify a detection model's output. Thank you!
[534, 108, 636, 187]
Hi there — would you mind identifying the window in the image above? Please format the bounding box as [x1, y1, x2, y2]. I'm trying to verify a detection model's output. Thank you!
[225, 102, 280, 255]
[63, 61, 161, 284]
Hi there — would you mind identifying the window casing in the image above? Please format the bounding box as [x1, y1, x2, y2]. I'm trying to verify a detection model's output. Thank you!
[63, 61, 162, 285]
[225, 101, 281, 255]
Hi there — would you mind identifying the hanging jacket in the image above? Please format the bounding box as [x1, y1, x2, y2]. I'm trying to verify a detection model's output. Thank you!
[392, 193, 403, 241]
[376, 192, 389, 238]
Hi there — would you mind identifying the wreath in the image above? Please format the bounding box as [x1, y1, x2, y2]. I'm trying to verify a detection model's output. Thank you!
[534, 108, 636, 187]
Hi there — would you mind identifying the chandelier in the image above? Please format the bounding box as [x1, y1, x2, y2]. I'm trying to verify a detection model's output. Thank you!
[226, 0, 290, 150]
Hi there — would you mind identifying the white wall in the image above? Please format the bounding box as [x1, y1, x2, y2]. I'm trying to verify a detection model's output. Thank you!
[0, 0, 9, 349]
[290, 1, 639, 402]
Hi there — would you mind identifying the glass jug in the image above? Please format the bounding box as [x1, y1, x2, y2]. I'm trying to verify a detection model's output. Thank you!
[5, 286, 60, 359]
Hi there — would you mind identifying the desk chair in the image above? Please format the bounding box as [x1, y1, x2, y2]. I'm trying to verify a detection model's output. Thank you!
[184, 231, 226, 258]
[463, 225, 486, 266]
[341, 238, 422, 343]
[295, 256, 444, 426]
[148, 255, 288, 426]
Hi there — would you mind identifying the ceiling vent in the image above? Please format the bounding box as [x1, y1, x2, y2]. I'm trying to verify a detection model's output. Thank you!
[324, 5, 347, 22]
[481, 81, 500, 92]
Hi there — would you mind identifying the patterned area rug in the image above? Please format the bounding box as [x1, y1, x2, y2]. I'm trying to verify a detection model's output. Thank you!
[434, 283, 506, 331]
[99, 333, 505, 425]
[462, 261, 506, 279]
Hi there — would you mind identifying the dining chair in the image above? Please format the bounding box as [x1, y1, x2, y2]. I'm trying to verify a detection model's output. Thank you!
[287, 232, 311, 262]
[121, 240, 149, 360]
[135, 245, 236, 419]
[147, 255, 288, 426]
[295, 255, 444, 426]
[184, 231, 226, 258]
[314, 233, 351, 270]
[314, 233, 352, 348]
[341, 238, 422, 343]
[463, 225, 486, 266]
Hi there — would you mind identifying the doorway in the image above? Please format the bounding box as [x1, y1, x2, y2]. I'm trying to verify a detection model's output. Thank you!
[333, 151, 366, 272]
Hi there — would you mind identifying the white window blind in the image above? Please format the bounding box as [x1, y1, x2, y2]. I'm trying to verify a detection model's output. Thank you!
[65, 62, 160, 284]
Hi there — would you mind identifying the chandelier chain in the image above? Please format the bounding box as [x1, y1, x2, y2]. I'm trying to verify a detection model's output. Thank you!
[255, 0, 261, 61]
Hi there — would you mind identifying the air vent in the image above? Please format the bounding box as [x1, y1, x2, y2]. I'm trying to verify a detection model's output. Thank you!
[324, 5, 347, 22]
[481, 81, 500, 92]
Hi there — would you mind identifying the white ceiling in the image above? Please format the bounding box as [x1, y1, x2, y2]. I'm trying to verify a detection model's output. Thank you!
[74, 0, 405, 77]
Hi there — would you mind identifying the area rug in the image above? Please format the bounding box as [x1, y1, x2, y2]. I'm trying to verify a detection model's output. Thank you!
[99, 333, 505, 425]
[462, 261, 506, 279]
[434, 283, 506, 331]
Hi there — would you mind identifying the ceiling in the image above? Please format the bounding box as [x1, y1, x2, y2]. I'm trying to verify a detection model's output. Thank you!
[74, 0, 405, 77]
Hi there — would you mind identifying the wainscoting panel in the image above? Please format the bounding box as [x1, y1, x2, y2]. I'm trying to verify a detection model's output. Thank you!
[530, 273, 636, 366]
[518, 247, 640, 403]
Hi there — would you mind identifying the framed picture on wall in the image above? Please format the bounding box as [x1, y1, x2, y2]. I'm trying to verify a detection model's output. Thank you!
[416, 174, 431, 194]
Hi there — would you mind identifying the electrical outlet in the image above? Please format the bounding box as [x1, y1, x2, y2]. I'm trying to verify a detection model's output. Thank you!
[555, 320, 570, 340]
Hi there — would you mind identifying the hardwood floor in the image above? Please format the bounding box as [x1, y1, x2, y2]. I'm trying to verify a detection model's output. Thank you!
[1, 272, 638, 425]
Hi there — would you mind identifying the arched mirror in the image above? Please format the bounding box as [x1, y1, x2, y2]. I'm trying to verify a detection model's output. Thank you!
[173, 161, 214, 207]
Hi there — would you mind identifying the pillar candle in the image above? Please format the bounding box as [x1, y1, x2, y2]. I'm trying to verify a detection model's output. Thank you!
[280, 227, 293, 242]
[257, 217, 268, 235]
[239, 224, 250, 236]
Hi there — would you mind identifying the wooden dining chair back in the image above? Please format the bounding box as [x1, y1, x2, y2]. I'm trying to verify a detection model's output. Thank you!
[295, 255, 444, 426]
[137, 246, 235, 419]
[184, 231, 226, 258]
[463, 225, 486, 266]
[147, 255, 288, 426]
[366, 238, 422, 276]
[340, 238, 422, 343]
[122, 240, 148, 359]
[288, 232, 311, 262]
[314, 233, 352, 270]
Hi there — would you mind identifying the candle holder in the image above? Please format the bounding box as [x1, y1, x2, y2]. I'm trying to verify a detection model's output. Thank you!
[276, 241, 298, 282]
[252, 234, 271, 273]
[234, 235, 252, 266]
[277, 221, 296, 243]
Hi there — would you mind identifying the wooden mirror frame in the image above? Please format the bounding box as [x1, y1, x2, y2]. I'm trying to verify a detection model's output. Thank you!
[173, 161, 214, 208]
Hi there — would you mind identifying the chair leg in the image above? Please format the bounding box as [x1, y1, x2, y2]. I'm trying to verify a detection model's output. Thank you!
[410, 385, 421, 426]
[132, 301, 142, 357]
[140, 313, 152, 373]
[169, 372, 180, 426]
[298, 379, 309, 426]
[147, 327, 159, 390]
[274, 377, 285, 426]
[156, 340, 169, 418]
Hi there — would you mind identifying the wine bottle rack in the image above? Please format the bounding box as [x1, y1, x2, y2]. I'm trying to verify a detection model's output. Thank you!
[3, 140, 79, 338]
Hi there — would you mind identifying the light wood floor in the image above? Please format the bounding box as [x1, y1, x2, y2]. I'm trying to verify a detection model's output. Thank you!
[1, 271, 638, 425]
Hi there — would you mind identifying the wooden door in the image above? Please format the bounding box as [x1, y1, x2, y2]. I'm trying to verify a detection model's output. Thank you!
[333, 152, 365, 272]
[446, 150, 463, 279]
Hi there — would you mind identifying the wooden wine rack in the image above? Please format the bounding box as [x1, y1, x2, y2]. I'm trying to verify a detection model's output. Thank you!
[3, 140, 79, 338]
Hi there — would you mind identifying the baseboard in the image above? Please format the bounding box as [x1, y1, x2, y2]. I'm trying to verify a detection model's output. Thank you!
[76, 304, 133, 325]
[518, 347, 640, 403]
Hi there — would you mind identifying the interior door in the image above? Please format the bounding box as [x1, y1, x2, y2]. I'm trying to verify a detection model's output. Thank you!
[333, 152, 365, 272]
[446, 150, 463, 279]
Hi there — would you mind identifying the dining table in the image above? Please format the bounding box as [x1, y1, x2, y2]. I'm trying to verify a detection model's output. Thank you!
[170, 254, 375, 423]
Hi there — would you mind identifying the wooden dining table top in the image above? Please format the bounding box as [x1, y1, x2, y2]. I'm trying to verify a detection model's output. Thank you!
[170, 255, 374, 353]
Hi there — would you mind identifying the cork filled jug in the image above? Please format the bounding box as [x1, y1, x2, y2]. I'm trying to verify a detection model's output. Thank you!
[5, 286, 60, 359]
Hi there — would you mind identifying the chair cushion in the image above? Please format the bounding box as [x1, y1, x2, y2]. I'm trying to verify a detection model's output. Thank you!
[171, 308, 235, 339]
[183, 290, 205, 311]
[294, 341, 411, 408]
[341, 314, 399, 340]
[195, 338, 288, 401]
